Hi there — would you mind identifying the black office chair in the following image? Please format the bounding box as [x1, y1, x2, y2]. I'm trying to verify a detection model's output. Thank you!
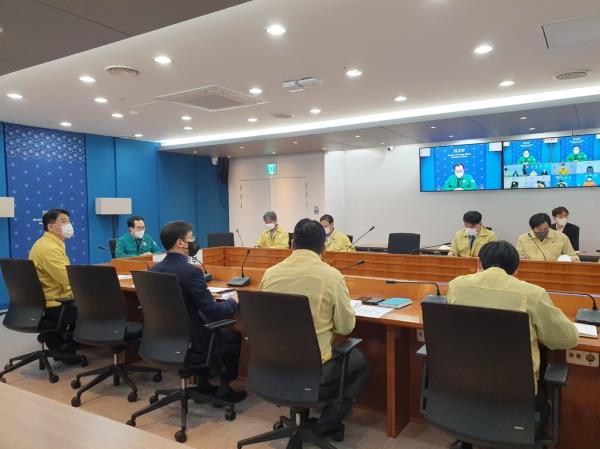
[207, 232, 235, 248]
[109, 239, 117, 258]
[126, 271, 237, 443]
[66, 265, 162, 407]
[236, 290, 362, 449]
[288, 232, 294, 248]
[347, 235, 353, 243]
[0, 259, 87, 384]
[419, 301, 568, 449]
[387, 233, 421, 254]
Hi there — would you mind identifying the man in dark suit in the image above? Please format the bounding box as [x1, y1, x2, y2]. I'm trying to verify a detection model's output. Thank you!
[151, 221, 246, 403]
[551, 206, 580, 251]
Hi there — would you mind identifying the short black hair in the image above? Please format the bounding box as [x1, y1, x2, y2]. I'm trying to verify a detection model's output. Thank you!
[529, 213, 551, 229]
[479, 241, 520, 275]
[127, 215, 144, 229]
[552, 206, 569, 217]
[320, 214, 334, 224]
[42, 208, 70, 231]
[453, 163, 464, 169]
[263, 211, 277, 222]
[160, 221, 193, 251]
[463, 210, 482, 225]
[293, 218, 326, 254]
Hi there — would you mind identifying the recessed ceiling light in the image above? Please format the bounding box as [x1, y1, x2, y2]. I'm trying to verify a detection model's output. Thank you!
[60, 121, 72, 127]
[111, 112, 124, 118]
[520, 116, 527, 120]
[529, 127, 536, 131]
[293, 141, 298, 144]
[129, 110, 140, 115]
[272, 151, 277, 155]
[394, 95, 408, 102]
[181, 115, 192, 121]
[474, 44, 493, 55]
[133, 133, 143, 138]
[310, 108, 321, 115]
[183, 126, 193, 131]
[380, 142, 385, 145]
[240, 146, 245, 149]
[6, 93, 23, 100]
[249, 87, 263, 95]
[448, 135, 454, 138]
[346, 68, 362, 78]
[248, 117, 258, 123]
[354, 135, 360, 138]
[193, 150, 198, 154]
[499, 80, 515, 87]
[94, 97, 108, 103]
[153, 55, 172, 65]
[430, 126, 437, 129]
[227, 155, 231, 158]
[322, 147, 327, 150]
[79, 75, 96, 84]
[265, 24, 286, 36]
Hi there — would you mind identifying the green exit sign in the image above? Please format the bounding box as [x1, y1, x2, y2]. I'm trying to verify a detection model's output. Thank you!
[266, 162, 278, 176]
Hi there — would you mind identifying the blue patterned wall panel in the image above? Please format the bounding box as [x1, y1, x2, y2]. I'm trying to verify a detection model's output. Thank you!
[4, 124, 89, 263]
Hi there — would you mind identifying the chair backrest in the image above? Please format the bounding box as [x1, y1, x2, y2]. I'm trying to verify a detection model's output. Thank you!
[206, 232, 234, 248]
[387, 233, 420, 254]
[66, 265, 128, 346]
[238, 290, 322, 406]
[131, 271, 191, 367]
[108, 239, 117, 258]
[288, 232, 293, 248]
[0, 259, 46, 332]
[348, 234, 353, 243]
[421, 301, 536, 447]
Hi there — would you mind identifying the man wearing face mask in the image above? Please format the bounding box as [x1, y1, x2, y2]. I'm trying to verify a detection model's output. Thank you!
[255, 211, 289, 248]
[320, 214, 355, 252]
[442, 163, 477, 191]
[150, 221, 246, 403]
[516, 213, 579, 262]
[550, 206, 579, 251]
[566, 146, 587, 162]
[448, 211, 497, 257]
[517, 150, 536, 164]
[115, 215, 162, 258]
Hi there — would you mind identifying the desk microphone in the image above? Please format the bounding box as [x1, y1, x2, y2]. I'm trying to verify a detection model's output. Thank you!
[385, 278, 443, 298]
[410, 242, 452, 255]
[235, 228, 245, 247]
[527, 233, 547, 261]
[339, 260, 365, 272]
[228, 249, 251, 287]
[347, 225, 375, 251]
[547, 290, 600, 326]
[192, 257, 213, 282]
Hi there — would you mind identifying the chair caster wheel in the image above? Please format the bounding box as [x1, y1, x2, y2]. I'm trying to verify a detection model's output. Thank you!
[175, 430, 187, 443]
[4, 364, 12, 370]
[127, 391, 138, 402]
[332, 431, 344, 442]
[273, 421, 284, 430]
[126, 419, 136, 427]
[149, 394, 159, 404]
[225, 409, 236, 421]
[71, 396, 81, 407]
[153, 373, 162, 382]
[49, 374, 59, 383]
[71, 379, 81, 389]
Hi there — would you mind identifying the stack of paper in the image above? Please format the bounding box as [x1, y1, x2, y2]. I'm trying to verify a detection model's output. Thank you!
[350, 300, 393, 318]
[117, 274, 133, 280]
[575, 323, 598, 338]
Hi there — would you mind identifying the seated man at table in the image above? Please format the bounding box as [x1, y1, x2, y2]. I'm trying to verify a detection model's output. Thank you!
[150, 221, 246, 403]
[320, 214, 355, 252]
[448, 210, 496, 257]
[255, 211, 289, 248]
[550, 206, 580, 251]
[115, 215, 162, 258]
[516, 213, 579, 262]
[260, 218, 371, 434]
[447, 240, 578, 449]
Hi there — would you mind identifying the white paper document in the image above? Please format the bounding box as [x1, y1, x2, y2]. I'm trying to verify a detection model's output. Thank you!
[117, 274, 133, 280]
[575, 323, 598, 338]
[350, 300, 393, 318]
[208, 287, 234, 293]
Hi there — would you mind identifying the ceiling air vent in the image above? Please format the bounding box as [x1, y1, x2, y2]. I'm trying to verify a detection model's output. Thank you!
[553, 70, 591, 81]
[105, 65, 140, 77]
[271, 112, 294, 119]
[155, 85, 267, 111]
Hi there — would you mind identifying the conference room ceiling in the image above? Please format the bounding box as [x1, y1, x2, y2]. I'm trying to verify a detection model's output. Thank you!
[1, 0, 600, 156]
[0, 0, 249, 76]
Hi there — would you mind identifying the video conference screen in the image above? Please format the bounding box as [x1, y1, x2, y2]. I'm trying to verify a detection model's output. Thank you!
[503, 134, 600, 189]
[419, 142, 503, 192]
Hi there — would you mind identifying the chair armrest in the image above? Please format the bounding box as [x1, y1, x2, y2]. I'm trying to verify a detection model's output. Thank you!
[544, 363, 568, 386]
[56, 298, 74, 304]
[333, 338, 362, 356]
[204, 319, 236, 332]
[416, 344, 427, 358]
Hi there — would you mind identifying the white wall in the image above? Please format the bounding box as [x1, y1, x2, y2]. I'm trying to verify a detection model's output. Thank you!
[325, 147, 600, 253]
[228, 153, 324, 245]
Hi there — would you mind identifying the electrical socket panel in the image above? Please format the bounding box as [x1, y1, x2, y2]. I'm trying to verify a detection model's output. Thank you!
[566, 350, 599, 367]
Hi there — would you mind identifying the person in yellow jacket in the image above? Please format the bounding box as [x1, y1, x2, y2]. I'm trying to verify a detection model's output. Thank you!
[255, 211, 289, 248]
[320, 214, 356, 252]
[516, 213, 579, 262]
[448, 211, 497, 257]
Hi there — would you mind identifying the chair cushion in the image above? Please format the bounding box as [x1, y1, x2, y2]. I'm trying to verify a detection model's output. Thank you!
[124, 322, 143, 342]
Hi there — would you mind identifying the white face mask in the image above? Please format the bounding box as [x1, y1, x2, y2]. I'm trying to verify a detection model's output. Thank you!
[574, 148, 580, 155]
[323, 226, 332, 236]
[465, 227, 478, 237]
[523, 152, 529, 158]
[134, 230, 145, 239]
[455, 170, 464, 179]
[265, 223, 276, 231]
[556, 217, 568, 226]
[61, 223, 74, 239]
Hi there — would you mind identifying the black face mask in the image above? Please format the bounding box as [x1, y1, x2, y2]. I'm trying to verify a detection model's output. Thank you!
[186, 240, 200, 258]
